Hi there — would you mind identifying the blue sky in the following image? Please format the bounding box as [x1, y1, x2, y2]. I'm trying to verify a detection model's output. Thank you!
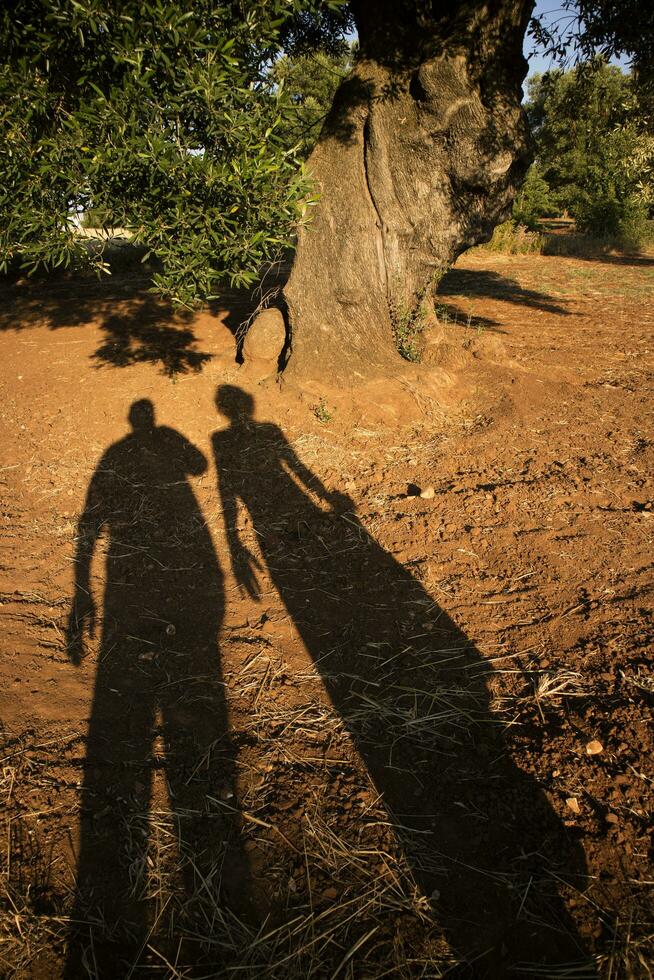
[524, 0, 631, 79]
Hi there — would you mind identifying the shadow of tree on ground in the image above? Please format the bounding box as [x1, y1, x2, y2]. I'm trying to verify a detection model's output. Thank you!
[0, 282, 214, 376]
[0, 261, 295, 376]
[438, 268, 570, 316]
[90, 305, 213, 376]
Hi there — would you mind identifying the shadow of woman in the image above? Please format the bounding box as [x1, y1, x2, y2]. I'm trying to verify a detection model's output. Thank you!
[212, 385, 593, 977]
[65, 400, 246, 977]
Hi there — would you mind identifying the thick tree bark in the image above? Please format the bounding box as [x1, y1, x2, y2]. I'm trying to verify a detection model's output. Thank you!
[282, 0, 534, 382]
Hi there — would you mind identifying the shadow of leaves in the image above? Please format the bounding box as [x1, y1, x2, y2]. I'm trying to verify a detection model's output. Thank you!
[92, 312, 212, 376]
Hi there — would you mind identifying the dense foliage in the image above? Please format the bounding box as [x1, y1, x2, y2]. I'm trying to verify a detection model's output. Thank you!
[511, 165, 555, 229]
[0, 0, 349, 305]
[516, 61, 653, 246]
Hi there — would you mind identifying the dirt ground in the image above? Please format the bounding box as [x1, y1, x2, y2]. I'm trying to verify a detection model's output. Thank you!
[0, 249, 652, 979]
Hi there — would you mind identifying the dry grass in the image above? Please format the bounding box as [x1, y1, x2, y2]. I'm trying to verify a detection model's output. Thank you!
[1, 668, 458, 978]
[0, 630, 525, 979]
[1, 627, 649, 974]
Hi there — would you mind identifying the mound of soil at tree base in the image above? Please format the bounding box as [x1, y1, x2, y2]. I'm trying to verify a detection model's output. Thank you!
[0, 249, 652, 978]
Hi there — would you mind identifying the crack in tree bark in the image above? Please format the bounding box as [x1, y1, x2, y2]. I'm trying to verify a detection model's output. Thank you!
[362, 111, 390, 312]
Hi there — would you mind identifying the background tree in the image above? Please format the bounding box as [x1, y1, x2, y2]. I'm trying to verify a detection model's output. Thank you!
[273, 44, 354, 159]
[511, 165, 555, 230]
[529, 0, 654, 92]
[524, 62, 653, 245]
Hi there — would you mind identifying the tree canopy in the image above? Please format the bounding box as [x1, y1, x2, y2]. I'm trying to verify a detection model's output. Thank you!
[534, 63, 652, 199]
[529, 0, 654, 90]
[0, 0, 350, 305]
[519, 61, 653, 243]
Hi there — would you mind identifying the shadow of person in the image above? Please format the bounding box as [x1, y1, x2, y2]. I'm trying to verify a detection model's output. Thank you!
[212, 385, 593, 977]
[65, 400, 246, 977]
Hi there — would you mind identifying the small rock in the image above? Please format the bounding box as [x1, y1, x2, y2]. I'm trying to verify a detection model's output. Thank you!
[419, 486, 435, 499]
[566, 797, 581, 814]
[242, 308, 286, 362]
[585, 739, 604, 756]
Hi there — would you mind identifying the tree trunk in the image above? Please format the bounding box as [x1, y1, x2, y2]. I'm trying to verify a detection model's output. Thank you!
[282, 0, 534, 383]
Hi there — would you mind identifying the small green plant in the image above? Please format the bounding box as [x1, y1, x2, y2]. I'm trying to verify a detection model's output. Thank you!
[434, 303, 453, 326]
[390, 300, 427, 362]
[312, 398, 333, 423]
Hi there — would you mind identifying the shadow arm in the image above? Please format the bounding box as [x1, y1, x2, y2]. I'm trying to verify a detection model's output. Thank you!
[182, 440, 208, 477]
[215, 439, 261, 600]
[66, 471, 105, 664]
[280, 436, 352, 511]
[162, 427, 208, 477]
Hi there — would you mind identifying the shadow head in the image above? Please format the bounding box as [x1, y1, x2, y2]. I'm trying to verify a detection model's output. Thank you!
[128, 398, 156, 432]
[216, 385, 254, 423]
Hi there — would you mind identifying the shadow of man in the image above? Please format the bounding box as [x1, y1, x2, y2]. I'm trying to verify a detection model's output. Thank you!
[65, 400, 245, 977]
[212, 385, 593, 977]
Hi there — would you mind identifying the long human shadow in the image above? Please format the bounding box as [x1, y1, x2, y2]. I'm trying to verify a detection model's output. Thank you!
[212, 385, 594, 977]
[65, 400, 247, 977]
